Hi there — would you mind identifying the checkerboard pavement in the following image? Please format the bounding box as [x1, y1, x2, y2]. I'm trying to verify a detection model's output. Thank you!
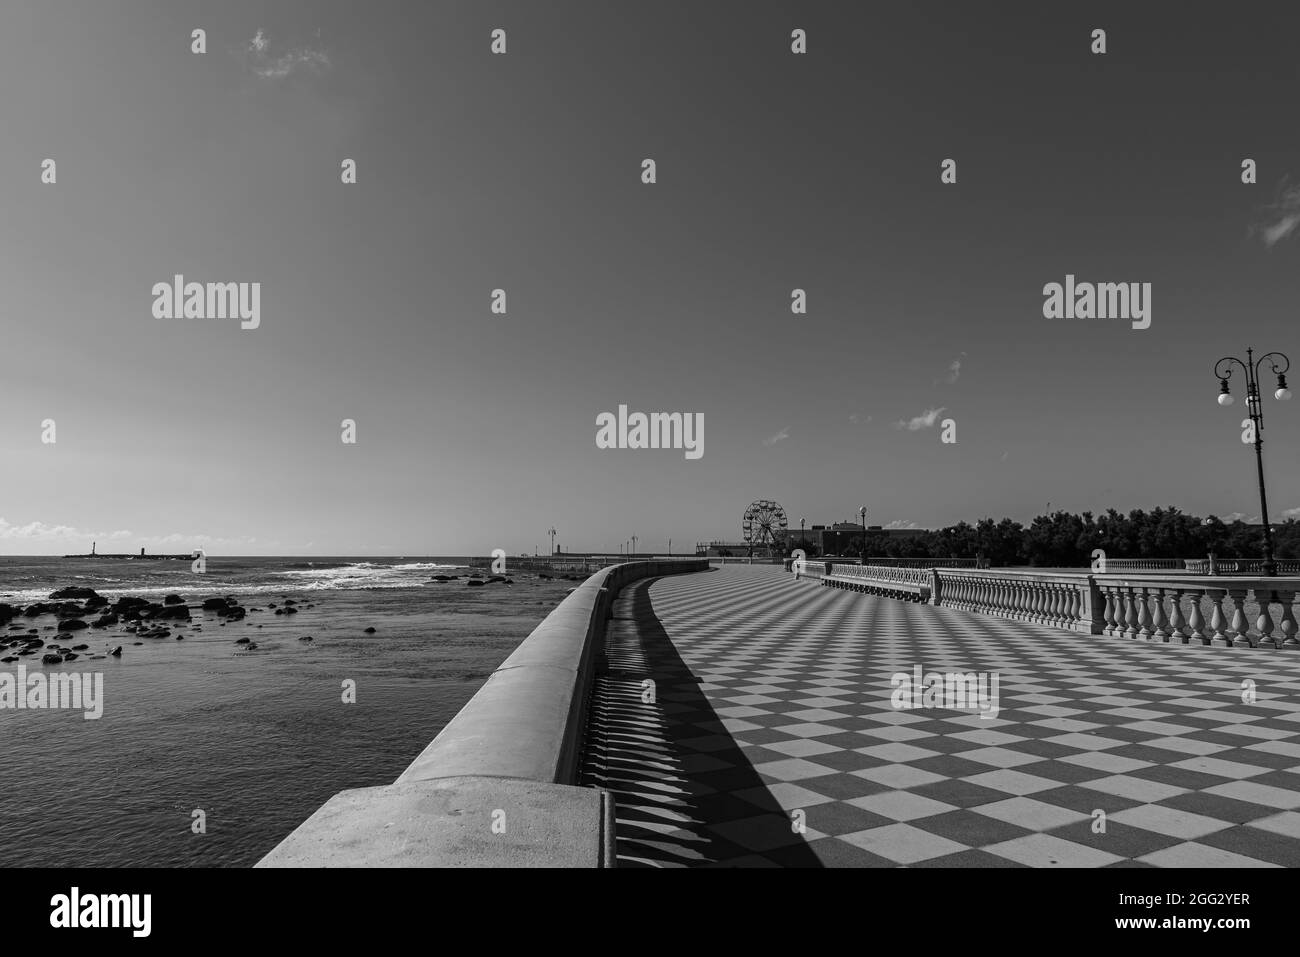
[577, 564, 1300, 867]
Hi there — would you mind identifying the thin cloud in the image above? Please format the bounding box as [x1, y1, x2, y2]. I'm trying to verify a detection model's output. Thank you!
[946, 354, 965, 384]
[1251, 177, 1300, 248]
[763, 427, 791, 447]
[893, 407, 946, 431]
[849, 413, 872, 424]
[238, 28, 331, 80]
[884, 519, 919, 529]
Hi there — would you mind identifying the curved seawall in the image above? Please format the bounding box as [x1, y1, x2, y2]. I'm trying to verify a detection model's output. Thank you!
[257, 559, 708, 867]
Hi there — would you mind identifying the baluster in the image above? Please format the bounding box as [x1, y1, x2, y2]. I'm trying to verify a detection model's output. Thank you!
[1208, 590, 1230, 646]
[1047, 584, 1063, 626]
[1228, 589, 1252, 648]
[1273, 590, 1299, 648]
[1186, 589, 1208, 645]
[1151, 588, 1169, 641]
[1031, 583, 1046, 623]
[1120, 588, 1137, 638]
[1067, 585, 1081, 629]
[1104, 587, 1120, 636]
[1168, 589, 1188, 644]
[1138, 588, 1155, 639]
[1256, 588, 1278, 650]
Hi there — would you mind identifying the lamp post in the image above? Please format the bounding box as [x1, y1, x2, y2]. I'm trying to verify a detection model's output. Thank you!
[859, 506, 868, 566]
[548, 526, 557, 556]
[1216, 347, 1291, 576]
[631, 535, 637, 557]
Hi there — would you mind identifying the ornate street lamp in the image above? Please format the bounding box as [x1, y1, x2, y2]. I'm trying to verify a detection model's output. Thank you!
[859, 506, 868, 566]
[1215, 347, 1291, 576]
[548, 526, 557, 556]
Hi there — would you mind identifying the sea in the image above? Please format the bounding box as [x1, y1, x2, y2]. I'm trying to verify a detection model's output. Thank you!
[0, 556, 577, 867]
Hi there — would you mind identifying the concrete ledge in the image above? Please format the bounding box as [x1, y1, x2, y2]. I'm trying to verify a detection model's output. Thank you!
[256, 559, 706, 867]
[257, 776, 614, 868]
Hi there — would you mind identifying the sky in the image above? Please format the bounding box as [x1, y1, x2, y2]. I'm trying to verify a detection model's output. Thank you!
[2, 1, 1299, 556]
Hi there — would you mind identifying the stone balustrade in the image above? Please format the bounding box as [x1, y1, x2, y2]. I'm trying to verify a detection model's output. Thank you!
[1093, 577, 1299, 648]
[933, 569, 1099, 633]
[786, 560, 1300, 649]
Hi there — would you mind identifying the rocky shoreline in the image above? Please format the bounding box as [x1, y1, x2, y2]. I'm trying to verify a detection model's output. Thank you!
[0, 570, 588, 665]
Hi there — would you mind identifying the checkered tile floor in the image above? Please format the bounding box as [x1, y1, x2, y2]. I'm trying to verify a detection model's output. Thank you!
[577, 565, 1300, 867]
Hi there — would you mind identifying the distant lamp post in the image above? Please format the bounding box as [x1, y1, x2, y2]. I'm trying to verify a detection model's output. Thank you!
[859, 506, 868, 566]
[1215, 347, 1291, 576]
[548, 526, 557, 556]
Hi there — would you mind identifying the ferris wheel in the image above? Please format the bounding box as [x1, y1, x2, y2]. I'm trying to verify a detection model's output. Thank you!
[742, 499, 788, 548]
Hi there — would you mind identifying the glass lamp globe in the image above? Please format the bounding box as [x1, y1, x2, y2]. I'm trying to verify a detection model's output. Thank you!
[1218, 392, 1235, 407]
[1277, 387, 1293, 401]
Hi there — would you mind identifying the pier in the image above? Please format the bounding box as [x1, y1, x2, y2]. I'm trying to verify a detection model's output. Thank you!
[262, 560, 1300, 867]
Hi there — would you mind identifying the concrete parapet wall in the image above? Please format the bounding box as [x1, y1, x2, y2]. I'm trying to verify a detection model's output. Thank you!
[257, 558, 707, 868]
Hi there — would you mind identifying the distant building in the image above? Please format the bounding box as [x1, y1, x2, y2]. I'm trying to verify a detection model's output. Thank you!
[788, 524, 928, 556]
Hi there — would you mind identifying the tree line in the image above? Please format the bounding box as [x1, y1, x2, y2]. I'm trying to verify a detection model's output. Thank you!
[782, 507, 1300, 568]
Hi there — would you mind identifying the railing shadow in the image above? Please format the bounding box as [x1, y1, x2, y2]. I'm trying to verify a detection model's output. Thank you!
[579, 576, 825, 867]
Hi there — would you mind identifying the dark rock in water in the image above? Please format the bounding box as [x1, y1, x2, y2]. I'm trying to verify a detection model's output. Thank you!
[538, 574, 552, 580]
[154, 605, 190, 621]
[23, 638, 44, 648]
[222, 606, 246, 620]
[90, 655, 106, 660]
[133, 643, 143, 647]
[267, 602, 277, 608]
[430, 575, 453, 582]
[164, 594, 186, 605]
[50, 586, 99, 600]
[58, 619, 89, 631]
[274, 608, 285, 615]
[466, 579, 485, 587]
[284, 607, 298, 615]
[55, 602, 85, 618]
[42, 653, 63, 664]
[235, 637, 250, 645]
[92, 613, 120, 628]
[486, 576, 506, 584]
[84, 596, 109, 611]
[201, 597, 230, 610]
[61, 652, 79, 661]
[299, 636, 314, 642]
[246, 642, 259, 650]
[0, 602, 18, 624]
[363, 627, 376, 634]
[152, 629, 172, 639]
[71, 644, 88, 651]
[283, 599, 298, 606]
[56, 632, 73, 640]
[108, 646, 122, 657]
[113, 596, 149, 613]
[0, 656, 17, 663]
[175, 635, 184, 641]
[504, 578, 514, 584]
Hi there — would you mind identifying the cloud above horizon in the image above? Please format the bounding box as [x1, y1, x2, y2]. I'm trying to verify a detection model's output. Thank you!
[239, 28, 331, 80]
[0, 517, 257, 549]
[763, 427, 791, 447]
[1252, 177, 1300, 247]
[893, 407, 946, 431]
